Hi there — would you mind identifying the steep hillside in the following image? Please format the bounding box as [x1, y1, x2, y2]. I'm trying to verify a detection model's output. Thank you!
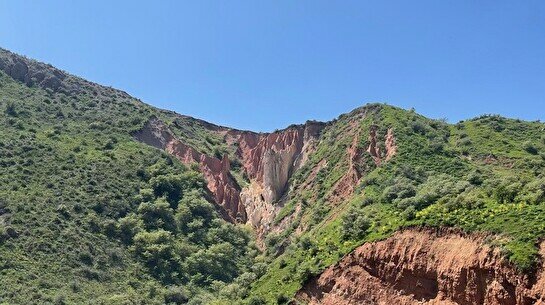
[0, 48, 258, 305]
[297, 228, 545, 305]
[1, 48, 545, 305]
[246, 106, 545, 304]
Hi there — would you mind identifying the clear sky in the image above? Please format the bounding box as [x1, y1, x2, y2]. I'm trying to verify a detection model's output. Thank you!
[1, 1, 544, 131]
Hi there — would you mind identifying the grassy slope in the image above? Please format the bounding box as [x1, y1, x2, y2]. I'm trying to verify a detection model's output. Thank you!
[1, 50, 544, 305]
[248, 105, 545, 304]
[0, 65, 256, 305]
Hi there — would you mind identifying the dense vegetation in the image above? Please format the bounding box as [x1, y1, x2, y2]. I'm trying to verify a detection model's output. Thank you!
[0, 56, 258, 304]
[1, 49, 545, 305]
[249, 105, 545, 303]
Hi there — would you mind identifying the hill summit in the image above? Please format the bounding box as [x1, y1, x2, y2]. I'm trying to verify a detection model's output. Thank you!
[1, 48, 545, 305]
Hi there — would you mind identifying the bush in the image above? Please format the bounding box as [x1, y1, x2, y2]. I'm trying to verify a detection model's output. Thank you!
[411, 121, 427, 134]
[341, 208, 371, 240]
[493, 178, 521, 204]
[247, 296, 267, 305]
[4, 102, 17, 116]
[276, 294, 289, 304]
[401, 206, 416, 221]
[382, 179, 416, 204]
[444, 191, 485, 211]
[164, 286, 188, 304]
[523, 141, 538, 155]
[132, 229, 177, 279]
[137, 198, 176, 232]
[516, 178, 545, 204]
[457, 137, 472, 146]
[467, 171, 483, 185]
[429, 139, 444, 153]
[117, 215, 143, 244]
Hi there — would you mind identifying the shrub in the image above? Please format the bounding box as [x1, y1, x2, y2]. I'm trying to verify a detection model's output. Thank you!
[341, 208, 371, 240]
[276, 294, 290, 304]
[493, 178, 522, 204]
[523, 141, 538, 155]
[467, 171, 483, 185]
[117, 215, 143, 244]
[164, 286, 188, 305]
[247, 296, 267, 305]
[444, 191, 485, 211]
[4, 102, 17, 116]
[382, 178, 416, 204]
[458, 137, 472, 146]
[132, 229, 177, 279]
[137, 198, 176, 232]
[516, 178, 545, 204]
[429, 139, 444, 153]
[411, 121, 427, 134]
[402, 206, 416, 221]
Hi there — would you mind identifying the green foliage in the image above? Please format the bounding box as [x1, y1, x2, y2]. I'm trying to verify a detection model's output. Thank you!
[2, 53, 545, 305]
[341, 207, 371, 240]
[523, 141, 539, 155]
[4, 101, 17, 116]
[0, 67, 255, 304]
[248, 105, 545, 303]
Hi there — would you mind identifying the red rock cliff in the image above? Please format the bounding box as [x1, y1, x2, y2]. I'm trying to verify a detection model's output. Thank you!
[134, 117, 325, 228]
[133, 117, 246, 222]
[226, 122, 324, 204]
[297, 228, 545, 305]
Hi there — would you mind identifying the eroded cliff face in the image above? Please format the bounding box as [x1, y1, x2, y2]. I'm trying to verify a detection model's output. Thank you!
[133, 117, 246, 222]
[224, 123, 324, 235]
[330, 123, 397, 204]
[133, 115, 400, 241]
[367, 125, 397, 165]
[134, 117, 325, 233]
[297, 228, 545, 305]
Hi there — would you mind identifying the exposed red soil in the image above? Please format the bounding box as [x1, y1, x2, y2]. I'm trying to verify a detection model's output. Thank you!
[134, 117, 325, 226]
[297, 228, 545, 305]
[330, 125, 397, 204]
[226, 121, 324, 204]
[133, 117, 246, 222]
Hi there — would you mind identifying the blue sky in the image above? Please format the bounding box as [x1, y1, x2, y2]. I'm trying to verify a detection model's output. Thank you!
[1, 1, 544, 131]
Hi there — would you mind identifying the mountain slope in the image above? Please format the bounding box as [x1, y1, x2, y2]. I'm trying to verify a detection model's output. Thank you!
[1, 48, 545, 305]
[248, 106, 545, 304]
[0, 48, 258, 305]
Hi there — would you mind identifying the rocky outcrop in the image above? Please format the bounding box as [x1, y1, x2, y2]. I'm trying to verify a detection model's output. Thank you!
[0, 50, 65, 92]
[225, 122, 325, 235]
[297, 228, 545, 305]
[330, 124, 397, 204]
[227, 122, 324, 204]
[133, 117, 326, 229]
[367, 125, 397, 165]
[0, 48, 131, 98]
[329, 128, 365, 203]
[133, 117, 246, 222]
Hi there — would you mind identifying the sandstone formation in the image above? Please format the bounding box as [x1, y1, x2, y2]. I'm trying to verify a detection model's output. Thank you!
[134, 117, 326, 231]
[224, 122, 324, 234]
[367, 125, 397, 165]
[133, 117, 246, 222]
[133, 113, 401, 242]
[330, 124, 397, 204]
[297, 228, 545, 305]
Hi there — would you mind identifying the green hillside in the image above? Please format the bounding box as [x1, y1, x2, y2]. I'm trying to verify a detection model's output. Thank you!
[1, 48, 545, 305]
[0, 50, 257, 305]
[247, 106, 545, 303]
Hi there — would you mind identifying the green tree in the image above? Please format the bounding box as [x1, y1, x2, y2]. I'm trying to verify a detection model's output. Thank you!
[138, 198, 176, 232]
[133, 229, 178, 281]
